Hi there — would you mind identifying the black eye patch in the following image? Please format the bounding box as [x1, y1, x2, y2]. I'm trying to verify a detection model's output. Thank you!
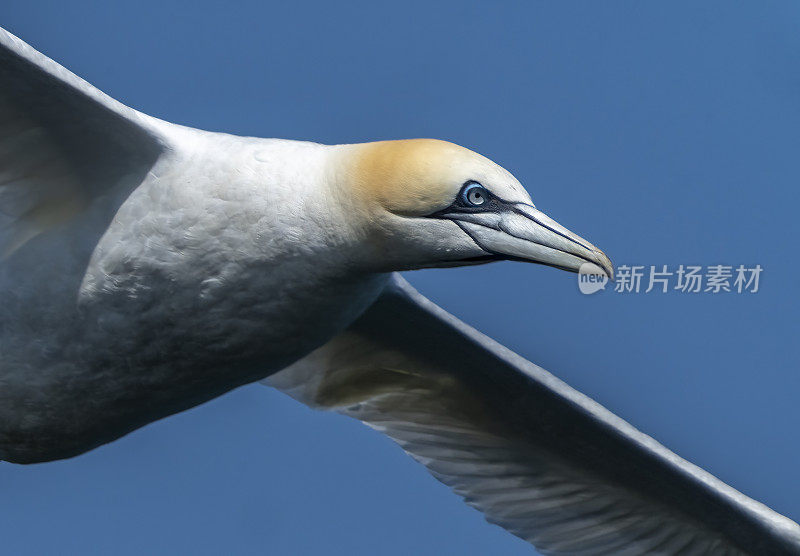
[430, 181, 507, 217]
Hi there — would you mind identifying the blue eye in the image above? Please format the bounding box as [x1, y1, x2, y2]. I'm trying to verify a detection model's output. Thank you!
[461, 182, 489, 207]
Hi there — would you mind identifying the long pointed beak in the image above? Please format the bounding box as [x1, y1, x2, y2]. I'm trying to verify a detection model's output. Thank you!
[450, 203, 614, 279]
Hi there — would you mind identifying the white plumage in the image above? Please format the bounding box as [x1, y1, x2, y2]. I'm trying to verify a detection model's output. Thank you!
[1, 26, 798, 555]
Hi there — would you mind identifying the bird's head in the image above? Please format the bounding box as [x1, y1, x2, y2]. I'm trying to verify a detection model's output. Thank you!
[337, 139, 612, 278]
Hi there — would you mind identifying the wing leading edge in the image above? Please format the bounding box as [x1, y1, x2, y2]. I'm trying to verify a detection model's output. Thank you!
[0, 26, 164, 257]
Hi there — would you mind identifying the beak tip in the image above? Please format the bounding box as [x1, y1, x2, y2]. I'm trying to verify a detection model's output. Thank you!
[595, 250, 614, 281]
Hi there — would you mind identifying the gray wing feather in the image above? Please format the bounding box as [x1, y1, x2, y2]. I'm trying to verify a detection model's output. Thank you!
[0, 26, 163, 256]
[264, 274, 800, 555]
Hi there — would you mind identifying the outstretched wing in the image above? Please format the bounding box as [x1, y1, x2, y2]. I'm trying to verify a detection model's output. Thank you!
[0, 26, 164, 257]
[264, 274, 800, 555]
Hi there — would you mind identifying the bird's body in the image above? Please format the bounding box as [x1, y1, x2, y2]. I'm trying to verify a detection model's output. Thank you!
[1, 124, 389, 460]
[2, 26, 799, 554]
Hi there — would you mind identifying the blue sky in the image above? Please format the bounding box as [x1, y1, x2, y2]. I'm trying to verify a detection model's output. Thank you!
[2, 2, 799, 554]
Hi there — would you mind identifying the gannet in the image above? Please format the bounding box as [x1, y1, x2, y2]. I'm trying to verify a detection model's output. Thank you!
[0, 26, 798, 555]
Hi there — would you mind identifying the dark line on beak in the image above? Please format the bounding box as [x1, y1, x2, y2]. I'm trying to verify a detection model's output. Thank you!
[510, 203, 594, 252]
[453, 219, 491, 253]
[453, 219, 605, 273]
